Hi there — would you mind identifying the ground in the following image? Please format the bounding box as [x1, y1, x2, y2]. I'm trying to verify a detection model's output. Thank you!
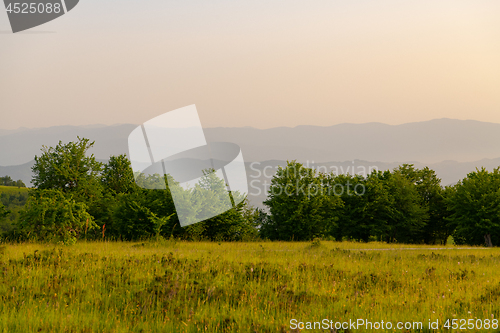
[0, 240, 498, 332]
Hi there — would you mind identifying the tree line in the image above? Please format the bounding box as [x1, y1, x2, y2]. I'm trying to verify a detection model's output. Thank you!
[0, 176, 26, 188]
[3, 137, 258, 244]
[261, 161, 500, 246]
[1, 137, 500, 246]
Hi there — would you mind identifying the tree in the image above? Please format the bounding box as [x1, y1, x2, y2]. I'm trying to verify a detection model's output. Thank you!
[31, 137, 104, 220]
[32, 137, 103, 200]
[1, 176, 13, 186]
[397, 164, 449, 244]
[323, 168, 428, 244]
[101, 155, 136, 195]
[15, 180, 26, 188]
[328, 173, 390, 242]
[0, 176, 25, 188]
[263, 161, 343, 240]
[113, 191, 174, 240]
[383, 170, 428, 243]
[447, 167, 500, 247]
[19, 189, 96, 244]
[324, 173, 370, 241]
[169, 170, 258, 241]
[112, 170, 258, 241]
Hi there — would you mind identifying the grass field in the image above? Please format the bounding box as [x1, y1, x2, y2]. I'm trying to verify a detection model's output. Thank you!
[0, 240, 499, 332]
[0, 185, 29, 194]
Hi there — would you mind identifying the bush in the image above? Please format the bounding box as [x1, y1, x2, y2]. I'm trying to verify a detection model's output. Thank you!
[18, 189, 96, 244]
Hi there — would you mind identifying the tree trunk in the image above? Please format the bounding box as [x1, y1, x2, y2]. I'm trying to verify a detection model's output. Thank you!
[484, 233, 493, 247]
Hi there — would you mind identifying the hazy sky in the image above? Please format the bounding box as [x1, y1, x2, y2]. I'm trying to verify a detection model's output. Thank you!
[1, 0, 500, 129]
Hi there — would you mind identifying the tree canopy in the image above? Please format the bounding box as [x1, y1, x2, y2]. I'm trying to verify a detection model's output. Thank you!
[446, 167, 500, 247]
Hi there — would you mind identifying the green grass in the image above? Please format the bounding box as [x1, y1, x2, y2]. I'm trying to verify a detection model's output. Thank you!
[0, 240, 499, 332]
[0, 185, 29, 194]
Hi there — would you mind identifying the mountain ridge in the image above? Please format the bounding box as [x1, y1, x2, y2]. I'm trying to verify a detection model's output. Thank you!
[1, 118, 500, 166]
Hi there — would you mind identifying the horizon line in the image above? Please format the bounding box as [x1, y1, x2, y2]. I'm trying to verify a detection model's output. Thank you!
[1, 117, 499, 132]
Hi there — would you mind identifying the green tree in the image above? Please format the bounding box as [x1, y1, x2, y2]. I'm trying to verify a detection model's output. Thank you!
[324, 173, 369, 241]
[0, 176, 25, 188]
[15, 180, 26, 188]
[31, 137, 104, 220]
[171, 170, 258, 241]
[18, 189, 96, 244]
[383, 169, 428, 243]
[263, 161, 343, 241]
[32, 137, 103, 201]
[1, 176, 13, 186]
[101, 155, 136, 195]
[94, 155, 138, 237]
[324, 168, 427, 244]
[397, 164, 449, 244]
[113, 190, 174, 240]
[447, 167, 500, 247]
[112, 170, 258, 241]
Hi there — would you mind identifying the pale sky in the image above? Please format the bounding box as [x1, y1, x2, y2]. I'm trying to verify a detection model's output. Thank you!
[1, 0, 500, 129]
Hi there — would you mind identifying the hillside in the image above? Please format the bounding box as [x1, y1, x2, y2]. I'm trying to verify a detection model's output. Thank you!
[0, 185, 29, 194]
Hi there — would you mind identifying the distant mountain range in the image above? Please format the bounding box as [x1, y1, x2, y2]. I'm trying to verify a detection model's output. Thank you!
[2, 118, 500, 166]
[1, 118, 500, 207]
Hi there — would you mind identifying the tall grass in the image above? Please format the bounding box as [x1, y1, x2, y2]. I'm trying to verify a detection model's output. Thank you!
[0, 240, 498, 332]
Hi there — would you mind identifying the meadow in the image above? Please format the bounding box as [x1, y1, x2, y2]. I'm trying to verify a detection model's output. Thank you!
[0, 185, 28, 193]
[0, 240, 499, 332]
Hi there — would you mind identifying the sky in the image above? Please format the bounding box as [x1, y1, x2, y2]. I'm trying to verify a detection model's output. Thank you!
[1, 0, 500, 130]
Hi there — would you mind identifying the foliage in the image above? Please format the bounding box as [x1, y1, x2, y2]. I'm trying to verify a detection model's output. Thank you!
[113, 171, 259, 242]
[183, 170, 258, 241]
[397, 164, 451, 244]
[18, 189, 97, 244]
[260, 162, 464, 244]
[263, 161, 343, 240]
[0, 186, 29, 234]
[447, 167, 500, 247]
[263, 162, 437, 243]
[113, 189, 176, 240]
[101, 154, 136, 195]
[0, 176, 26, 188]
[23, 137, 261, 242]
[381, 169, 428, 243]
[0, 202, 9, 220]
[31, 137, 104, 206]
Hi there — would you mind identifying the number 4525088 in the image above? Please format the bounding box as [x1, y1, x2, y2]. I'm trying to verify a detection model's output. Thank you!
[443, 318, 498, 330]
[5, 3, 62, 14]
